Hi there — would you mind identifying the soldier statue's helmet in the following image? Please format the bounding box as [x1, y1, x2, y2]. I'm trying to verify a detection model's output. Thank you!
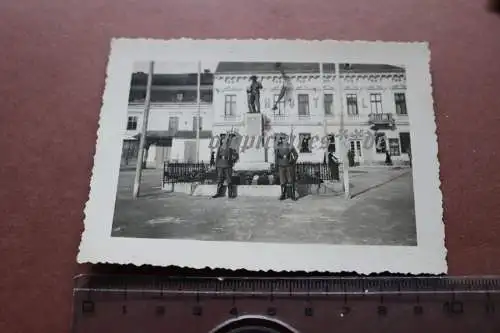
[249, 75, 258, 81]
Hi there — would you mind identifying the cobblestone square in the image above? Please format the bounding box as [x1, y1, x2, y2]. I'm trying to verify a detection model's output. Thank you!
[111, 167, 417, 246]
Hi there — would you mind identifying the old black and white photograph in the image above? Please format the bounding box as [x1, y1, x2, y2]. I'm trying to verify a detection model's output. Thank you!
[78, 39, 446, 274]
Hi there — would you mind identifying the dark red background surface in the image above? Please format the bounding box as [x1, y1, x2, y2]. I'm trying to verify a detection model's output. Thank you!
[1, 0, 500, 332]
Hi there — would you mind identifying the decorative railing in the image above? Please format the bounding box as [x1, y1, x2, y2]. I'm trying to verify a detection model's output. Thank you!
[163, 162, 212, 184]
[368, 113, 394, 125]
[162, 162, 339, 186]
[272, 113, 289, 121]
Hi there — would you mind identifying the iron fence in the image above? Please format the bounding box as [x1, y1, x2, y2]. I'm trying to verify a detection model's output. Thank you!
[163, 162, 212, 185]
[163, 162, 341, 186]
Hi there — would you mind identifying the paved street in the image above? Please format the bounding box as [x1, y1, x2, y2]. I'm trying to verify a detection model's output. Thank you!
[111, 167, 416, 246]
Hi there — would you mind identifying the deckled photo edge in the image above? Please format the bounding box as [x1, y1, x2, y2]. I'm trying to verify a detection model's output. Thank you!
[77, 38, 446, 274]
[78, 38, 130, 258]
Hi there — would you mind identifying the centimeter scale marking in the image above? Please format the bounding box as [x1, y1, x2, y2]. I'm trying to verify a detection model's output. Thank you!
[72, 275, 500, 333]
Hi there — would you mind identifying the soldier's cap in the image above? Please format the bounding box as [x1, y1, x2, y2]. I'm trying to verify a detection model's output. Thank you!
[249, 75, 258, 80]
[275, 132, 289, 139]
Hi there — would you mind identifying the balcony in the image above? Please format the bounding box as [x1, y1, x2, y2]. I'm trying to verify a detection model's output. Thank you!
[368, 113, 396, 130]
[272, 113, 288, 122]
[368, 113, 395, 124]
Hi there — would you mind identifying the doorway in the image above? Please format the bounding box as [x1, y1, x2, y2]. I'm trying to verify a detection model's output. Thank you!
[399, 132, 411, 153]
[349, 140, 363, 164]
[184, 141, 197, 163]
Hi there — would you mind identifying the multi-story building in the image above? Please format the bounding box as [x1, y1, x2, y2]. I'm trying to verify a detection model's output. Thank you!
[122, 71, 214, 168]
[212, 62, 412, 166]
[123, 62, 412, 169]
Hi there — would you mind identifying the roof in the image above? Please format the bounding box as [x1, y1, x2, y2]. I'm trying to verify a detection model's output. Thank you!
[215, 62, 321, 74]
[130, 72, 214, 87]
[214, 62, 404, 75]
[337, 63, 405, 73]
[134, 130, 213, 140]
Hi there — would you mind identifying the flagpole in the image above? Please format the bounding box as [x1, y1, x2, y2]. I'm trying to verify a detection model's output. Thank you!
[319, 63, 327, 136]
[133, 61, 155, 199]
[319, 62, 327, 164]
[335, 63, 350, 199]
[195, 61, 201, 163]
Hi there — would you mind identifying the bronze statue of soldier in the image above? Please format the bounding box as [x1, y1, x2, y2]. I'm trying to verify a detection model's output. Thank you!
[247, 75, 263, 113]
[212, 133, 239, 199]
[274, 133, 299, 200]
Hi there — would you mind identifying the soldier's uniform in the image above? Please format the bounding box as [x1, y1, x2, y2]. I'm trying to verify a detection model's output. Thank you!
[212, 134, 239, 199]
[327, 151, 340, 181]
[275, 133, 299, 200]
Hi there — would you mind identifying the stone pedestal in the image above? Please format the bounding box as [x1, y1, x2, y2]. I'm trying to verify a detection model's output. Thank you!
[233, 113, 270, 171]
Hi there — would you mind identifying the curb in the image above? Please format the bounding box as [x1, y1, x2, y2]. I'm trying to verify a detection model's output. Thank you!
[350, 169, 411, 199]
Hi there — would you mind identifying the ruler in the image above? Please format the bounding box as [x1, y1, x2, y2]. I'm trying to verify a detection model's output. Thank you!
[72, 275, 500, 333]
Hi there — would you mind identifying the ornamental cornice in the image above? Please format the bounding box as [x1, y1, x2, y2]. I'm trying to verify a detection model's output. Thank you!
[215, 72, 405, 81]
[214, 72, 406, 91]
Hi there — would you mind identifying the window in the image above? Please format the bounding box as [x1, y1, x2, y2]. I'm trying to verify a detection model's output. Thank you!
[298, 94, 310, 117]
[370, 93, 383, 114]
[394, 93, 407, 115]
[224, 95, 237, 117]
[168, 116, 179, 132]
[399, 132, 411, 153]
[327, 134, 336, 153]
[324, 93, 334, 115]
[349, 140, 362, 157]
[375, 132, 386, 153]
[388, 138, 401, 156]
[346, 94, 358, 115]
[273, 94, 286, 116]
[126, 116, 138, 130]
[193, 116, 203, 131]
[299, 133, 312, 153]
[128, 89, 146, 102]
[201, 90, 213, 103]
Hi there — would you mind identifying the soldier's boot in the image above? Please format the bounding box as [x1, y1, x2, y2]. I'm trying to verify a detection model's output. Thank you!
[279, 185, 286, 200]
[228, 184, 236, 199]
[212, 184, 225, 198]
[286, 184, 293, 200]
[290, 183, 298, 201]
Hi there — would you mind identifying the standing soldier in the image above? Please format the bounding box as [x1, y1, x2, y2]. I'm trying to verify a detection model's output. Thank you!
[327, 151, 340, 181]
[212, 133, 239, 199]
[275, 133, 299, 200]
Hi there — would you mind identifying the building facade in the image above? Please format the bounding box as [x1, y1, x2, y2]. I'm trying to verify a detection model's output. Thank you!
[211, 62, 412, 166]
[123, 63, 412, 169]
[122, 71, 214, 168]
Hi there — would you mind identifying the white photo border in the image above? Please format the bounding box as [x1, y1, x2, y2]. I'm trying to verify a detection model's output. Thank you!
[78, 38, 446, 274]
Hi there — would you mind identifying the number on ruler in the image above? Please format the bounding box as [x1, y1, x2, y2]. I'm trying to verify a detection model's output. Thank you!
[192, 305, 202, 316]
[443, 300, 463, 314]
[485, 302, 496, 314]
[377, 305, 388, 316]
[81, 301, 95, 314]
[413, 305, 423, 315]
[156, 305, 165, 316]
[340, 305, 351, 316]
[229, 307, 238, 316]
[267, 307, 277, 316]
[304, 307, 314, 317]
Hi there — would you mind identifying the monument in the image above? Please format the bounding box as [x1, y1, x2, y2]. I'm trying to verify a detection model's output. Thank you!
[233, 75, 270, 171]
